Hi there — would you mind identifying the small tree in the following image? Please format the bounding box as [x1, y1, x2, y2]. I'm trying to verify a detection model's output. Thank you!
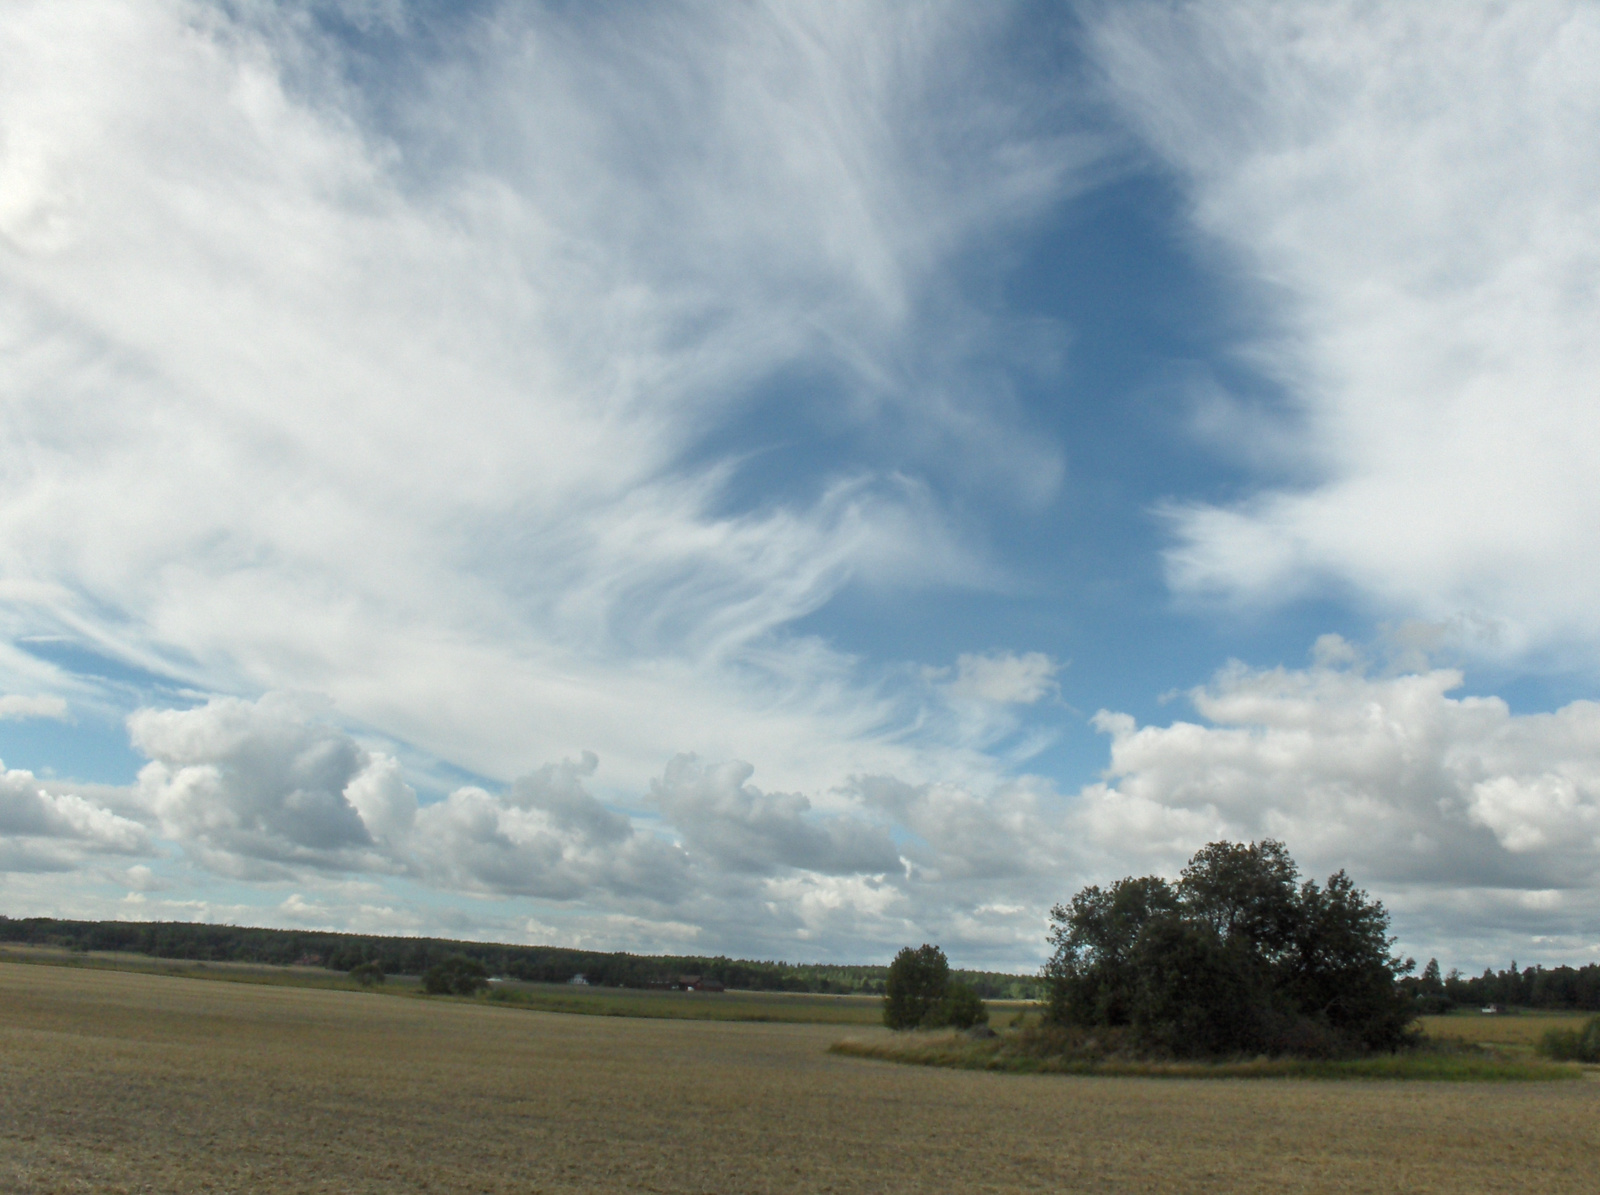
[883, 944, 950, 1029]
[926, 981, 988, 1030]
[423, 955, 489, 996]
[349, 961, 385, 986]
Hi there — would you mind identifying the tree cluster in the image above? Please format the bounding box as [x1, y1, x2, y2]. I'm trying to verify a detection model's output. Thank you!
[1401, 957, 1600, 1013]
[882, 944, 988, 1030]
[1045, 840, 1415, 1057]
[0, 915, 1040, 998]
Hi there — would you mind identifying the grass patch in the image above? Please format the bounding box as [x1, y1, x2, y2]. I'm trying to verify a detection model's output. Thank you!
[483, 981, 885, 1024]
[830, 1025, 1582, 1081]
[1418, 1009, 1595, 1049]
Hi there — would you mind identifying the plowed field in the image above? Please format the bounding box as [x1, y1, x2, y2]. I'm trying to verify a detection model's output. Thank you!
[3, 962, 1597, 1193]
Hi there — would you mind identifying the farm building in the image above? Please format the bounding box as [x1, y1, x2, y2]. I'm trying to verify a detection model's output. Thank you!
[675, 976, 725, 992]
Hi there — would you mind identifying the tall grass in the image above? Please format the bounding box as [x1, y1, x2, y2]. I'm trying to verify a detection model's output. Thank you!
[830, 1024, 1581, 1081]
[1538, 1015, 1600, 1062]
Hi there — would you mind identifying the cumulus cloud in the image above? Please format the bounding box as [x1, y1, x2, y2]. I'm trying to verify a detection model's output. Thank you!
[0, 762, 149, 871]
[95, 658, 1600, 969]
[1091, 4, 1600, 662]
[93, 690, 1068, 963]
[1073, 643, 1600, 959]
[130, 693, 414, 878]
[653, 754, 899, 877]
[412, 753, 690, 903]
[856, 772, 1063, 884]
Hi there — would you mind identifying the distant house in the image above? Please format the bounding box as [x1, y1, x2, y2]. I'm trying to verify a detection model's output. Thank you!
[675, 975, 725, 992]
[568, 973, 589, 986]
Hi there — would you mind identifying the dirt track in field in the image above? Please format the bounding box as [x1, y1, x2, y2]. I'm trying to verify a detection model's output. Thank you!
[2, 962, 1598, 1193]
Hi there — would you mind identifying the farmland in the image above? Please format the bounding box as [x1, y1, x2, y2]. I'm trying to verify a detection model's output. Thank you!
[4, 962, 1600, 1193]
[1419, 1010, 1594, 1050]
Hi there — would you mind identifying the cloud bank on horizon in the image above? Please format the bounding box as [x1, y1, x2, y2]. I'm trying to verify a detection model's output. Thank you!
[2, 1, 1599, 971]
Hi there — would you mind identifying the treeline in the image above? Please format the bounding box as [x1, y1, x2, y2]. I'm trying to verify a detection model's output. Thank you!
[1401, 958, 1600, 1012]
[0, 916, 1041, 999]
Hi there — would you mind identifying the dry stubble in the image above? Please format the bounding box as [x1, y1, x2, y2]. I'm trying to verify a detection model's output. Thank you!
[2, 962, 1597, 1194]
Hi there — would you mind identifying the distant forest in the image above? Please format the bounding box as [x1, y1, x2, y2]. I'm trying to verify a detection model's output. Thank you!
[1400, 957, 1600, 1013]
[0, 916, 1043, 1000]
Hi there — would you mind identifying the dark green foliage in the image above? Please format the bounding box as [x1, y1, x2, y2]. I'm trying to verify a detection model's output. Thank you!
[1179, 839, 1300, 957]
[884, 944, 950, 1029]
[1045, 840, 1416, 1058]
[348, 961, 385, 986]
[423, 955, 489, 996]
[1406, 957, 1454, 1014]
[0, 915, 1039, 999]
[1128, 916, 1268, 1057]
[883, 947, 991, 1030]
[1539, 1015, 1600, 1062]
[1044, 875, 1177, 1026]
[1397, 958, 1600, 1013]
[1287, 869, 1416, 1051]
[925, 981, 988, 1030]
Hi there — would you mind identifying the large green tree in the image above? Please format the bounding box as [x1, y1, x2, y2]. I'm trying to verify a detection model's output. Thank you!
[1045, 840, 1415, 1057]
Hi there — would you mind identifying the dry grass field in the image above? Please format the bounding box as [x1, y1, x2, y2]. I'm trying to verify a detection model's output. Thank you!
[3, 962, 1599, 1194]
[1419, 1011, 1593, 1049]
[0, 944, 895, 1024]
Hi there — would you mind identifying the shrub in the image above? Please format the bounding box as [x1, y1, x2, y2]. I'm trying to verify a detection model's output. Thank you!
[883, 944, 950, 1030]
[925, 981, 988, 1030]
[423, 955, 489, 996]
[348, 961, 385, 986]
[1539, 1015, 1600, 1062]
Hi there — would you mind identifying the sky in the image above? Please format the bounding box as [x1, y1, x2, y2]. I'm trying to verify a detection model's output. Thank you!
[3, 0, 1600, 973]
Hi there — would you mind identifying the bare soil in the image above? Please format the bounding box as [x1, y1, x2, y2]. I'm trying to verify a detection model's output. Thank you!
[3, 962, 1598, 1193]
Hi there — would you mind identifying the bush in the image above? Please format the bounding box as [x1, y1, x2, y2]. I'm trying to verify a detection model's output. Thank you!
[926, 982, 988, 1030]
[1539, 1015, 1600, 1062]
[423, 955, 489, 996]
[348, 961, 385, 986]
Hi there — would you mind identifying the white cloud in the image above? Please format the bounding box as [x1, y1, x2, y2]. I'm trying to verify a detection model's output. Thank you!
[0, 694, 67, 721]
[411, 757, 690, 904]
[76, 690, 1061, 964]
[1073, 644, 1600, 960]
[1091, 3, 1600, 662]
[0, 762, 150, 870]
[856, 771, 1064, 884]
[84, 658, 1600, 970]
[129, 693, 414, 878]
[0, 0, 1090, 795]
[122, 863, 168, 892]
[652, 754, 899, 877]
[944, 651, 1060, 704]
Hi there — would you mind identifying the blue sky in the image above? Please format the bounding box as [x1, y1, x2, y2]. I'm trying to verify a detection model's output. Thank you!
[4, 1, 1600, 971]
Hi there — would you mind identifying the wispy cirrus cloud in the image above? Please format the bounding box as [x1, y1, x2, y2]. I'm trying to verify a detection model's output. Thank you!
[0, 0, 1092, 796]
